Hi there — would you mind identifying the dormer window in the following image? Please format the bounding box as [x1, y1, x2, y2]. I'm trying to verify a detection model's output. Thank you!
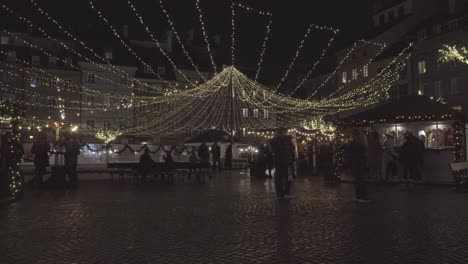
[1, 36, 9, 45]
[32, 55, 40, 65]
[48, 56, 57, 66]
[104, 51, 113, 60]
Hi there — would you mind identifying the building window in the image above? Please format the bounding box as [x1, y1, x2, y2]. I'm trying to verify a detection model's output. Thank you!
[157, 66, 166, 75]
[341, 71, 347, 83]
[379, 14, 385, 26]
[144, 65, 152, 74]
[452, 105, 462, 111]
[0, 36, 9, 45]
[86, 120, 95, 130]
[6, 51, 16, 61]
[352, 68, 358, 80]
[435, 60, 441, 72]
[253, 109, 259, 118]
[30, 77, 38, 88]
[399, 84, 408, 96]
[434, 80, 443, 98]
[433, 24, 442, 34]
[363, 65, 369, 78]
[388, 10, 395, 22]
[418, 81, 426, 95]
[104, 51, 113, 60]
[48, 57, 57, 66]
[32, 55, 40, 65]
[263, 109, 269, 119]
[418, 29, 427, 41]
[63, 57, 72, 68]
[242, 108, 248, 118]
[450, 77, 459, 94]
[87, 72, 95, 84]
[397, 6, 405, 17]
[449, 19, 459, 31]
[418, 60, 427, 74]
[120, 76, 127, 85]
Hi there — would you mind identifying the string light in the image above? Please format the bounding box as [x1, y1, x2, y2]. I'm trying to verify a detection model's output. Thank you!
[195, 0, 217, 73]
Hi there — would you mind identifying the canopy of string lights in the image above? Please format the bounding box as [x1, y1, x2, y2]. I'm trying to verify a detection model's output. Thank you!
[0, 0, 412, 137]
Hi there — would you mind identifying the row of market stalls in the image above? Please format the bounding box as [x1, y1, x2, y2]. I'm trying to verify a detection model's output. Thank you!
[338, 96, 466, 184]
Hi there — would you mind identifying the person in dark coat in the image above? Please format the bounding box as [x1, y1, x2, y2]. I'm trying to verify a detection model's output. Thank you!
[31, 133, 51, 185]
[139, 148, 154, 183]
[265, 143, 274, 178]
[400, 133, 420, 185]
[211, 142, 221, 169]
[198, 142, 210, 163]
[225, 144, 232, 169]
[349, 129, 370, 202]
[270, 129, 295, 199]
[64, 133, 81, 187]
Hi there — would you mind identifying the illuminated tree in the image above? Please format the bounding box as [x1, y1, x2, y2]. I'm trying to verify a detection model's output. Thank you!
[95, 129, 122, 144]
[439, 44, 468, 64]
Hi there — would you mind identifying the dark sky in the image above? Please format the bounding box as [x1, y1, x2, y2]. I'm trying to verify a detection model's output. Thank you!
[1, 0, 373, 84]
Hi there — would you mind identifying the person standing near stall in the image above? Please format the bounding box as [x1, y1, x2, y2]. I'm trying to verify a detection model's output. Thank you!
[368, 131, 383, 182]
[211, 142, 221, 170]
[349, 129, 370, 202]
[270, 129, 295, 199]
[64, 133, 81, 187]
[31, 133, 50, 186]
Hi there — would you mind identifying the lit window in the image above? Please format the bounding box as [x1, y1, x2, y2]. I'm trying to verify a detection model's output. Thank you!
[6, 51, 16, 61]
[157, 66, 166, 75]
[452, 105, 462, 111]
[48, 57, 57, 66]
[0, 36, 9, 45]
[253, 109, 259, 118]
[242, 108, 248, 118]
[32, 55, 40, 65]
[363, 65, 369, 77]
[352, 68, 358, 80]
[341, 71, 347, 83]
[104, 51, 113, 60]
[263, 110, 269, 119]
[450, 77, 459, 94]
[418, 60, 426, 74]
[434, 80, 443, 98]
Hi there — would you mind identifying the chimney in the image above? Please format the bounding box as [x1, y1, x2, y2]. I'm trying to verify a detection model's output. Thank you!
[165, 30, 173, 53]
[122, 24, 129, 38]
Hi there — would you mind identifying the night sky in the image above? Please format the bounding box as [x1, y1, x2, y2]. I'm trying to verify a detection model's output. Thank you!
[1, 0, 373, 84]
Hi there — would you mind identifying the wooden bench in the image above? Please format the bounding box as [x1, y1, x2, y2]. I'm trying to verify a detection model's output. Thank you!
[107, 162, 212, 184]
[449, 162, 468, 190]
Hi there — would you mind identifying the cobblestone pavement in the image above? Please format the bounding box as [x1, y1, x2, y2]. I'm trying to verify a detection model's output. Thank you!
[2, 171, 468, 264]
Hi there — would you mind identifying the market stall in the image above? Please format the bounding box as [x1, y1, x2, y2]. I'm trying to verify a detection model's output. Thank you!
[339, 96, 466, 184]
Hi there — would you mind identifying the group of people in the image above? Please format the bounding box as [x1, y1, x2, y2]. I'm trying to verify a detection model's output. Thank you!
[347, 129, 426, 202]
[31, 132, 80, 187]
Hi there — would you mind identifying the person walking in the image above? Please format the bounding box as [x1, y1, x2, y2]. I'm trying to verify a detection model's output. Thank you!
[225, 144, 232, 169]
[31, 133, 51, 186]
[367, 131, 383, 182]
[270, 129, 295, 199]
[349, 129, 370, 202]
[64, 133, 81, 187]
[211, 142, 221, 169]
[198, 142, 210, 163]
[265, 143, 274, 178]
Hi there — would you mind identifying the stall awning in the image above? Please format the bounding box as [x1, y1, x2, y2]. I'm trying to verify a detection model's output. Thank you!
[340, 96, 462, 126]
[185, 130, 235, 143]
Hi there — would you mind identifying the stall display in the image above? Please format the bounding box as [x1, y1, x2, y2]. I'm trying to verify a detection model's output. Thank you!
[338, 96, 466, 183]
